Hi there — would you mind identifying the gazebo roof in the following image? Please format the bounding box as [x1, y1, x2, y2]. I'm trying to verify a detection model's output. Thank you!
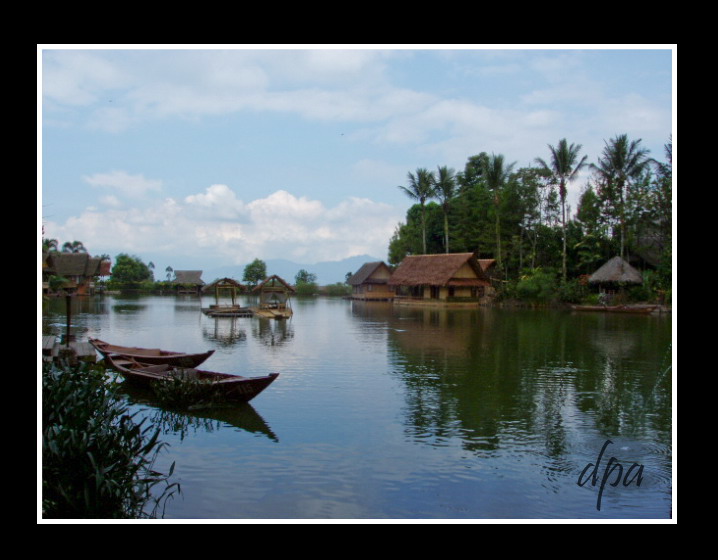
[252, 275, 296, 293]
[202, 277, 245, 292]
[588, 256, 644, 285]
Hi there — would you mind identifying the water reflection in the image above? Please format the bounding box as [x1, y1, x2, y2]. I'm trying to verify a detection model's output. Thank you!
[119, 383, 278, 442]
[382, 306, 672, 489]
[202, 317, 248, 347]
[42, 295, 672, 518]
[251, 318, 294, 348]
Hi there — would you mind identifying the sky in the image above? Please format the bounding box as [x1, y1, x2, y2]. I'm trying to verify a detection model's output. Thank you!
[39, 45, 674, 277]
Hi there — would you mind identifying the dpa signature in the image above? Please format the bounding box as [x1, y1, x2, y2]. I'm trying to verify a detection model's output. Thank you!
[577, 439, 645, 511]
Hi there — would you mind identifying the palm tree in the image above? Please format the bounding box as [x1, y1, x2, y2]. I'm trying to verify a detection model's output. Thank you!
[398, 168, 436, 254]
[590, 134, 652, 259]
[482, 154, 515, 268]
[432, 165, 457, 253]
[61, 240, 86, 253]
[535, 138, 588, 282]
[43, 238, 59, 252]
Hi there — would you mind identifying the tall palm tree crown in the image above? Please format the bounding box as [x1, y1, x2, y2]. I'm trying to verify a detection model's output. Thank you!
[432, 165, 456, 253]
[590, 134, 653, 258]
[481, 154, 515, 267]
[398, 168, 436, 254]
[535, 138, 588, 281]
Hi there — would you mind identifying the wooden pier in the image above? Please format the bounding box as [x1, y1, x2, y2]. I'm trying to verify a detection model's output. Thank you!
[42, 336, 97, 364]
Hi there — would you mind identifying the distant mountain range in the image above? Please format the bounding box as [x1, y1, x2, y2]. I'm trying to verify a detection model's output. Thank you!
[204, 254, 383, 286]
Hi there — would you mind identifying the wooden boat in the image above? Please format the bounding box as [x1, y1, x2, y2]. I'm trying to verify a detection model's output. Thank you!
[105, 355, 279, 403]
[571, 304, 659, 314]
[89, 338, 215, 368]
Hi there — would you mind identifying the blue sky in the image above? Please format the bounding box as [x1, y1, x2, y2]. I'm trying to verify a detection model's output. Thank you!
[39, 46, 674, 275]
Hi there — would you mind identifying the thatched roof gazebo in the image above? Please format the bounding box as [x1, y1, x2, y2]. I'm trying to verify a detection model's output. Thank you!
[588, 256, 644, 286]
[252, 275, 295, 318]
[201, 277, 249, 315]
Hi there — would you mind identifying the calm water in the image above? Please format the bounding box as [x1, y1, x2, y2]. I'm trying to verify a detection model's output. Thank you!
[42, 295, 673, 520]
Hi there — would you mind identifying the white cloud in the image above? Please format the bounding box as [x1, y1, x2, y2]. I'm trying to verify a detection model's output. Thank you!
[45, 186, 402, 267]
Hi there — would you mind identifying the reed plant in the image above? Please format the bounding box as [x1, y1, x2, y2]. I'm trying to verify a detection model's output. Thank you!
[42, 362, 179, 519]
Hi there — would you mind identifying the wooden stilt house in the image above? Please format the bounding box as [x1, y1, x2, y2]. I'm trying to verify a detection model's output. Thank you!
[43, 252, 107, 295]
[347, 261, 394, 300]
[388, 253, 491, 305]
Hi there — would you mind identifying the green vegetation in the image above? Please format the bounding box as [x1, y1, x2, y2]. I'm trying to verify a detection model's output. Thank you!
[294, 269, 319, 296]
[108, 253, 154, 287]
[151, 372, 226, 410]
[42, 362, 179, 518]
[242, 258, 267, 287]
[389, 135, 672, 304]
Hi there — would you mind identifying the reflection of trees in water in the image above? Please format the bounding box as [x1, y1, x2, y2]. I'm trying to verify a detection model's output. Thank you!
[385, 308, 672, 464]
[202, 317, 248, 347]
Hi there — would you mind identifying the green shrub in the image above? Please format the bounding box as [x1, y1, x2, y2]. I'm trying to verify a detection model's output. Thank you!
[324, 283, 351, 297]
[515, 268, 559, 304]
[42, 363, 179, 518]
[294, 281, 318, 296]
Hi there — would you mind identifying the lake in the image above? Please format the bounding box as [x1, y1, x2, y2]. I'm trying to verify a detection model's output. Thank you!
[41, 294, 673, 520]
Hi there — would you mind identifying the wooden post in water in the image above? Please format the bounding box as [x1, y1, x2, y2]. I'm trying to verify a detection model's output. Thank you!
[64, 293, 72, 347]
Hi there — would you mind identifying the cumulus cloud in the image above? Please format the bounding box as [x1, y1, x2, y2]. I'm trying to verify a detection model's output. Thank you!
[45, 185, 402, 266]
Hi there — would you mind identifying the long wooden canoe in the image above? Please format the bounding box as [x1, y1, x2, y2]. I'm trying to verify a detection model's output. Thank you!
[570, 305, 659, 314]
[105, 355, 279, 403]
[89, 338, 214, 368]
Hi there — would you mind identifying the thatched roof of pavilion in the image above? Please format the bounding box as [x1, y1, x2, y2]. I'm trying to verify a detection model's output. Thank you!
[588, 256, 644, 285]
[252, 275, 296, 294]
[202, 277, 245, 292]
[388, 253, 490, 287]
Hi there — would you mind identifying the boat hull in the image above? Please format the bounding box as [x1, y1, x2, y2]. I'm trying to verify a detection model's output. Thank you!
[105, 356, 279, 403]
[571, 305, 658, 314]
[89, 338, 214, 368]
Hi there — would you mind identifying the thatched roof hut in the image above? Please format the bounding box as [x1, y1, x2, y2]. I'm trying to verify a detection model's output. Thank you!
[47, 252, 104, 279]
[348, 262, 392, 287]
[347, 261, 394, 300]
[173, 270, 205, 286]
[589, 256, 644, 285]
[44, 252, 107, 294]
[389, 253, 490, 289]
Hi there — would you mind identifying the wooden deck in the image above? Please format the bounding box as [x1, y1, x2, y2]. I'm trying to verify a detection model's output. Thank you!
[251, 307, 293, 319]
[42, 336, 97, 363]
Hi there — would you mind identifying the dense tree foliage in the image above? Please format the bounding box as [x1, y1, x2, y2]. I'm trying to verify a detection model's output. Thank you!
[243, 258, 267, 287]
[388, 135, 673, 301]
[110, 253, 154, 285]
